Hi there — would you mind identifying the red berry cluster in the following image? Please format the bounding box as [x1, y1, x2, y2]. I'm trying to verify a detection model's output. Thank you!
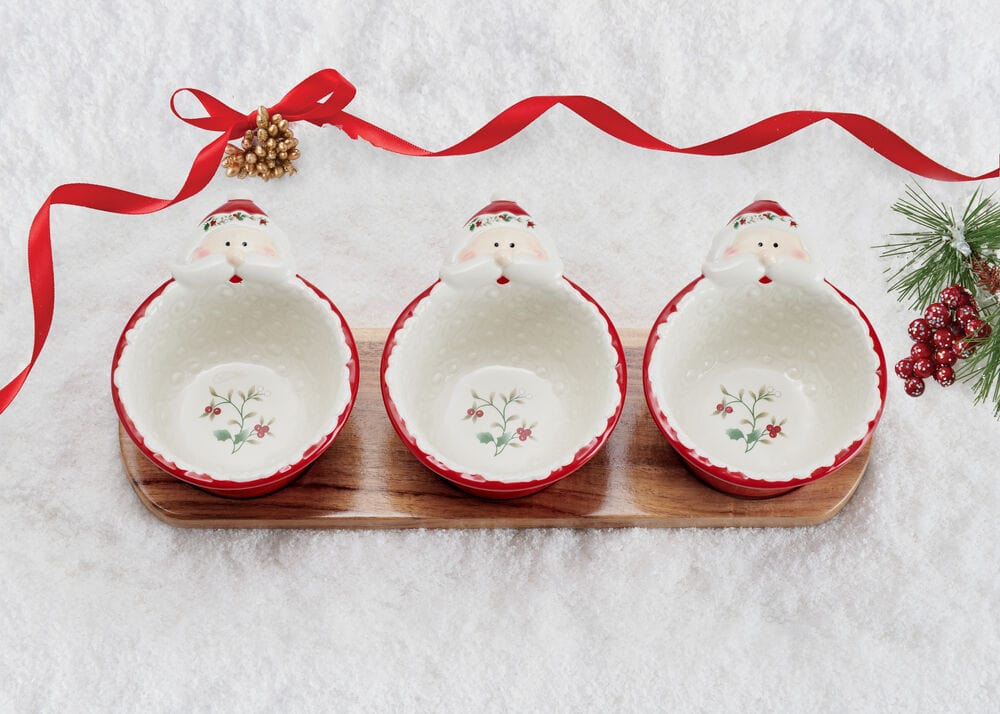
[895, 284, 991, 397]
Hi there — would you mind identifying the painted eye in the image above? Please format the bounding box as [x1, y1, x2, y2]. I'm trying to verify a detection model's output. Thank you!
[242, 241, 248, 247]
[494, 242, 500, 247]
[773, 242, 779, 248]
[757, 242, 763, 247]
[509, 242, 515, 248]
[224, 241, 231, 247]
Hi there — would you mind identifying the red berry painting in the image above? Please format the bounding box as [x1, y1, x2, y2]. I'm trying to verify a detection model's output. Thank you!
[712, 385, 787, 454]
[199, 385, 275, 454]
[462, 388, 536, 457]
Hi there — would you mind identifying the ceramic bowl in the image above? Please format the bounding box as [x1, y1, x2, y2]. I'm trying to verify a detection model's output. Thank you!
[643, 194, 886, 497]
[381, 199, 626, 499]
[112, 200, 359, 497]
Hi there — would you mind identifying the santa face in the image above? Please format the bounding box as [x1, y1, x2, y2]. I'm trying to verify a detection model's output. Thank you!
[457, 227, 548, 267]
[172, 225, 292, 286]
[192, 227, 278, 267]
[440, 225, 563, 290]
[723, 227, 810, 266]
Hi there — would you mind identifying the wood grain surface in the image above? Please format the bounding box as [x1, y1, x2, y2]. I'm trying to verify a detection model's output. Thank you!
[120, 328, 871, 529]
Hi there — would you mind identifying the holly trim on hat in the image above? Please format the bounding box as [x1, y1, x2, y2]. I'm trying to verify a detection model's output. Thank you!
[729, 211, 798, 231]
[201, 211, 269, 232]
[466, 213, 536, 233]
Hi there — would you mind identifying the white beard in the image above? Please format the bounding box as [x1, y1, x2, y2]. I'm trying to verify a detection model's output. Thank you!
[702, 253, 822, 290]
[171, 254, 294, 286]
[439, 254, 564, 290]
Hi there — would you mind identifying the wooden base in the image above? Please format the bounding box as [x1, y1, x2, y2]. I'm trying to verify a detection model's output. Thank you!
[120, 328, 872, 529]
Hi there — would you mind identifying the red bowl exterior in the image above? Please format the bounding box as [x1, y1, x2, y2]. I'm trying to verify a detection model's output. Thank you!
[643, 275, 887, 499]
[381, 278, 627, 499]
[112, 276, 360, 498]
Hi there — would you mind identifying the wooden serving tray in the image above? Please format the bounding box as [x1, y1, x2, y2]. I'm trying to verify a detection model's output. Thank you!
[121, 328, 872, 529]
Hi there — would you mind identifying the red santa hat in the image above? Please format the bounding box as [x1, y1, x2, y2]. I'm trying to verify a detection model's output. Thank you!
[725, 192, 800, 236]
[462, 198, 537, 233]
[199, 198, 273, 235]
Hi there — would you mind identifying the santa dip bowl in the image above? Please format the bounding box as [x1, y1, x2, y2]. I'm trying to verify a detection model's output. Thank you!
[381, 198, 627, 499]
[643, 194, 887, 498]
[112, 200, 359, 497]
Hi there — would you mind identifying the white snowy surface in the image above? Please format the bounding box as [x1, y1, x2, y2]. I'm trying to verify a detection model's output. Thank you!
[1, 2, 998, 711]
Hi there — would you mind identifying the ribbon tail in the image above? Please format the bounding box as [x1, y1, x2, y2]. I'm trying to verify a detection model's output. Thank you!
[0, 133, 231, 413]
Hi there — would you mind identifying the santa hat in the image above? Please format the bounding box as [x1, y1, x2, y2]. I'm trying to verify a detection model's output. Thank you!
[725, 192, 800, 236]
[449, 196, 559, 262]
[198, 198, 273, 235]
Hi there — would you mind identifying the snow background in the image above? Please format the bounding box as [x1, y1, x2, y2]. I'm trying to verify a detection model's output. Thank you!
[1, 1, 998, 711]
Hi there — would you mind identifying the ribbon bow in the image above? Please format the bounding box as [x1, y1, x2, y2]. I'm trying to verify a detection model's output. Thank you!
[170, 68, 357, 138]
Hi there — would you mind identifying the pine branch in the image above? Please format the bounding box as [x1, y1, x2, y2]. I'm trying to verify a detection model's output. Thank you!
[877, 183, 1000, 417]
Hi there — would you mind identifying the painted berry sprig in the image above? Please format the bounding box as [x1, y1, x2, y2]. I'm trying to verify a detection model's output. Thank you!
[200, 385, 275, 454]
[877, 184, 1000, 414]
[463, 388, 536, 457]
[713, 385, 787, 453]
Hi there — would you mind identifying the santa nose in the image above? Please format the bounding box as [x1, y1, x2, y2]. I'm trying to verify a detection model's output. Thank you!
[225, 244, 246, 267]
[758, 248, 778, 266]
[495, 248, 513, 267]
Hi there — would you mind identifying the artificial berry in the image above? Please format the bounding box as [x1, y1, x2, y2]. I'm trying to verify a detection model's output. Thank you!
[908, 318, 931, 342]
[904, 378, 925, 397]
[204, 405, 212, 413]
[924, 303, 950, 329]
[466, 408, 475, 416]
[933, 348, 957, 367]
[476, 410, 484, 418]
[894, 358, 914, 379]
[955, 304, 979, 326]
[934, 365, 955, 387]
[954, 338, 976, 358]
[213, 407, 221, 415]
[911, 358, 934, 378]
[910, 342, 932, 360]
[939, 284, 969, 309]
[965, 318, 992, 340]
[947, 320, 966, 338]
[932, 328, 954, 350]
[960, 286, 976, 305]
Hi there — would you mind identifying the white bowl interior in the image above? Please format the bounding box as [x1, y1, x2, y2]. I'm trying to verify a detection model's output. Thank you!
[385, 280, 621, 484]
[115, 279, 353, 482]
[647, 279, 881, 482]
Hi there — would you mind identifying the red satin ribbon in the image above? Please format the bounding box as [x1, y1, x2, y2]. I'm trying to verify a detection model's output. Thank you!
[2, 68, 998, 414]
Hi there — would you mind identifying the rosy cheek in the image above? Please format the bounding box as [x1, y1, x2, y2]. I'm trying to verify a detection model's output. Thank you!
[193, 247, 212, 258]
[532, 249, 546, 259]
[790, 249, 808, 260]
[262, 246, 277, 257]
[458, 249, 478, 262]
[724, 246, 743, 257]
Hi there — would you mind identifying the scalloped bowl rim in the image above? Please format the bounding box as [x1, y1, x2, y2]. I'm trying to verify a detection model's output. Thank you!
[111, 276, 360, 493]
[381, 278, 627, 495]
[643, 275, 887, 491]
